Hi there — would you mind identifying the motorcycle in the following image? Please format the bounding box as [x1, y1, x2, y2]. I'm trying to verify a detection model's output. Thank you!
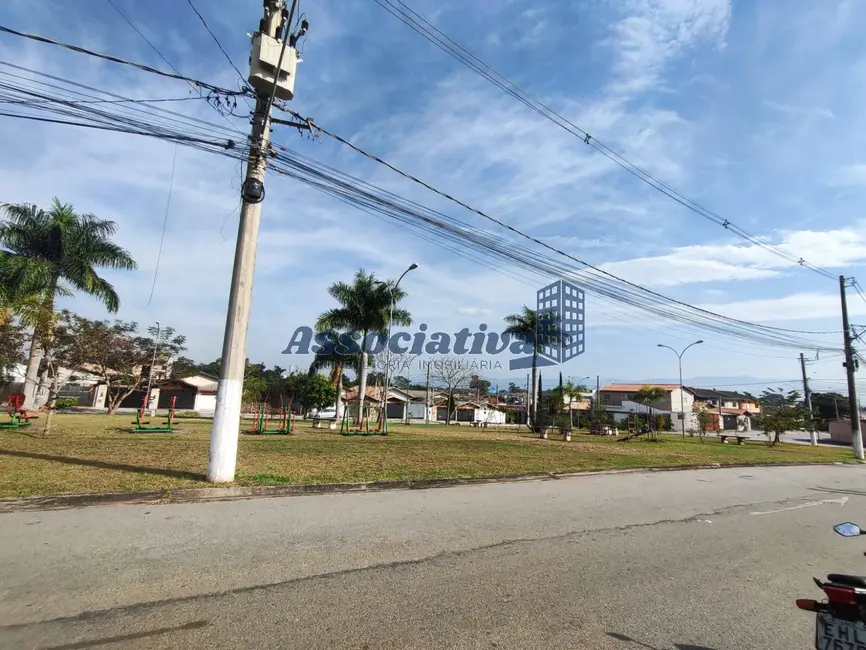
[797, 522, 866, 649]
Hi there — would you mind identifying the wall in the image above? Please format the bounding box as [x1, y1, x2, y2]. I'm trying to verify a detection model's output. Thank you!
[195, 394, 217, 415]
[828, 419, 866, 444]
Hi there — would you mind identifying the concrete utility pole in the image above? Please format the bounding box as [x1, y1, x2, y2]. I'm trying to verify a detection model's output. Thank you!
[145, 321, 160, 416]
[425, 361, 431, 424]
[800, 352, 817, 446]
[839, 276, 865, 460]
[209, 0, 300, 482]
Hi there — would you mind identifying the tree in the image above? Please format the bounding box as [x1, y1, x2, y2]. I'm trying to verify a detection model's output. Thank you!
[469, 375, 491, 397]
[392, 375, 411, 390]
[0, 199, 137, 408]
[692, 403, 713, 442]
[811, 392, 848, 430]
[169, 357, 201, 378]
[284, 372, 337, 416]
[429, 357, 474, 425]
[0, 316, 26, 388]
[53, 312, 186, 414]
[634, 386, 668, 438]
[242, 362, 287, 406]
[503, 306, 539, 425]
[756, 388, 805, 446]
[309, 339, 361, 421]
[317, 269, 411, 424]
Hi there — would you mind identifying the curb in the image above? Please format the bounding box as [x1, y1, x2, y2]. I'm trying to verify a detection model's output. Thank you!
[0, 460, 858, 513]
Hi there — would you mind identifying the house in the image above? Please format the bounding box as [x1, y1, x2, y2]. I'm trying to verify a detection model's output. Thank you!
[687, 387, 761, 431]
[1, 363, 109, 408]
[118, 373, 218, 414]
[435, 400, 507, 424]
[598, 383, 697, 430]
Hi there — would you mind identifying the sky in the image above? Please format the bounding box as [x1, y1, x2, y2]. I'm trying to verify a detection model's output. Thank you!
[1, 0, 866, 395]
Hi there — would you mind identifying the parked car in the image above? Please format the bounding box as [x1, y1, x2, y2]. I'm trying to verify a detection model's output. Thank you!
[311, 407, 337, 420]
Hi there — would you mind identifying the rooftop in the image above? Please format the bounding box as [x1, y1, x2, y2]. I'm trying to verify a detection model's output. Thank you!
[600, 384, 684, 393]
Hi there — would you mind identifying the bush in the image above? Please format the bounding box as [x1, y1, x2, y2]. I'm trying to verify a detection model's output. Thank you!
[55, 397, 79, 409]
[554, 413, 573, 429]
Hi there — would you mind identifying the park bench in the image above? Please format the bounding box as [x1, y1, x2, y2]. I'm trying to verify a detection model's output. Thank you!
[718, 433, 749, 445]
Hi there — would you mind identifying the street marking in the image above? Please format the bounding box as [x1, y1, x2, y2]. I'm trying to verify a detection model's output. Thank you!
[750, 497, 849, 516]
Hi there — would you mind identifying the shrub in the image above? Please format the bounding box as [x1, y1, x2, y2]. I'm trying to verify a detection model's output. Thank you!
[554, 413, 573, 429]
[55, 397, 79, 409]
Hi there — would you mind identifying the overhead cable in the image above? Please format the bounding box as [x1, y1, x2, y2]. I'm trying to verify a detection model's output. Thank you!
[373, 0, 838, 282]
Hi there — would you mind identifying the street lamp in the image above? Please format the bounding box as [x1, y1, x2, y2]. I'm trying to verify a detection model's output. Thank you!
[378, 263, 418, 433]
[145, 321, 161, 416]
[657, 340, 703, 437]
[568, 375, 590, 428]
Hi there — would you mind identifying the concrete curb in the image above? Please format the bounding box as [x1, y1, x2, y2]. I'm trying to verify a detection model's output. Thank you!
[0, 460, 858, 513]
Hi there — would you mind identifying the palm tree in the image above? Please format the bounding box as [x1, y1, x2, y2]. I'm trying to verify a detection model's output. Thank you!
[503, 306, 539, 426]
[0, 199, 137, 408]
[317, 269, 411, 424]
[308, 336, 361, 422]
[635, 385, 668, 438]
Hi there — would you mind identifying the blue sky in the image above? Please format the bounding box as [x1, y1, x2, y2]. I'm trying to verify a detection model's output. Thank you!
[1, 0, 866, 394]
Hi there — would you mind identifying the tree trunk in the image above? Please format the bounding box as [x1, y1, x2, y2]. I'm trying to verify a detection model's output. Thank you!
[42, 368, 60, 437]
[22, 290, 56, 409]
[335, 368, 344, 421]
[107, 386, 138, 415]
[357, 349, 368, 425]
[22, 329, 44, 410]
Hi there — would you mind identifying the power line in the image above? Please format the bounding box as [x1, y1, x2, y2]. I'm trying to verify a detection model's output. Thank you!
[149, 143, 178, 306]
[0, 24, 248, 96]
[184, 0, 248, 84]
[262, 142, 841, 352]
[281, 111, 843, 341]
[103, 0, 246, 133]
[373, 0, 839, 282]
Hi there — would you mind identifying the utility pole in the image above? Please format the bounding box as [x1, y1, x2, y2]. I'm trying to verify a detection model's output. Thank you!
[425, 361, 431, 425]
[145, 321, 160, 416]
[208, 0, 302, 482]
[800, 352, 817, 446]
[840, 275, 865, 460]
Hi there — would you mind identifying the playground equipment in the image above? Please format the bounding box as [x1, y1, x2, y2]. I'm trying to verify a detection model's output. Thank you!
[0, 393, 36, 430]
[340, 403, 384, 436]
[132, 395, 177, 433]
[248, 404, 292, 434]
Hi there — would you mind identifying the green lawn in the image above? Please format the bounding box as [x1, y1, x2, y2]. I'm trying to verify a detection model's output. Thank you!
[0, 414, 854, 498]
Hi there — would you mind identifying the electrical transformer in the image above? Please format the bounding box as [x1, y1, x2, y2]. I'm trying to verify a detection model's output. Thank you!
[248, 32, 299, 101]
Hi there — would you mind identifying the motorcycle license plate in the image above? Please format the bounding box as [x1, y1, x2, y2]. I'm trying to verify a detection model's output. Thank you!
[816, 612, 866, 650]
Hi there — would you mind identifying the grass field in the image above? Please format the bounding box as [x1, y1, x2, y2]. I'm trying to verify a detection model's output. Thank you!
[0, 414, 854, 498]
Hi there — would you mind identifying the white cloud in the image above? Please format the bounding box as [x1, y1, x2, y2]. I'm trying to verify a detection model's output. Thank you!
[601, 225, 866, 286]
[762, 100, 835, 120]
[828, 164, 866, 188]
[457, 307, 494, 316]
[607, 0, 732, 94]
[699, 291, 866, 323]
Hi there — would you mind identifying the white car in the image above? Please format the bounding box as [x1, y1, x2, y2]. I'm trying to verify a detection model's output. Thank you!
[311, 407, 337, 420]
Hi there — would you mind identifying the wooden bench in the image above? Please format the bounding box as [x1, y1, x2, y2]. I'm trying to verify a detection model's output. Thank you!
[718, 433, 748, 445]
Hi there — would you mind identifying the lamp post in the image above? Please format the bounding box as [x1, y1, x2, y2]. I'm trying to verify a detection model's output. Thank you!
[145, 321, 161, 416]
[657, 340, 703, 437]
[378, 264, 418, 434]
[568, 375, 590, 428]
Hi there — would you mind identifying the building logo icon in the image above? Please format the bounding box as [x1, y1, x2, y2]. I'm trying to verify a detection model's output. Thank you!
[509, 279, 585, 370]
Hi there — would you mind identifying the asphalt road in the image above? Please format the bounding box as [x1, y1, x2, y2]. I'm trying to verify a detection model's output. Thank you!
[1, 464, 864, 649]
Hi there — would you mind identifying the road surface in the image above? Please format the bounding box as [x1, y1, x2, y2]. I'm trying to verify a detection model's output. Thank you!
[1, 464, 864, 649]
